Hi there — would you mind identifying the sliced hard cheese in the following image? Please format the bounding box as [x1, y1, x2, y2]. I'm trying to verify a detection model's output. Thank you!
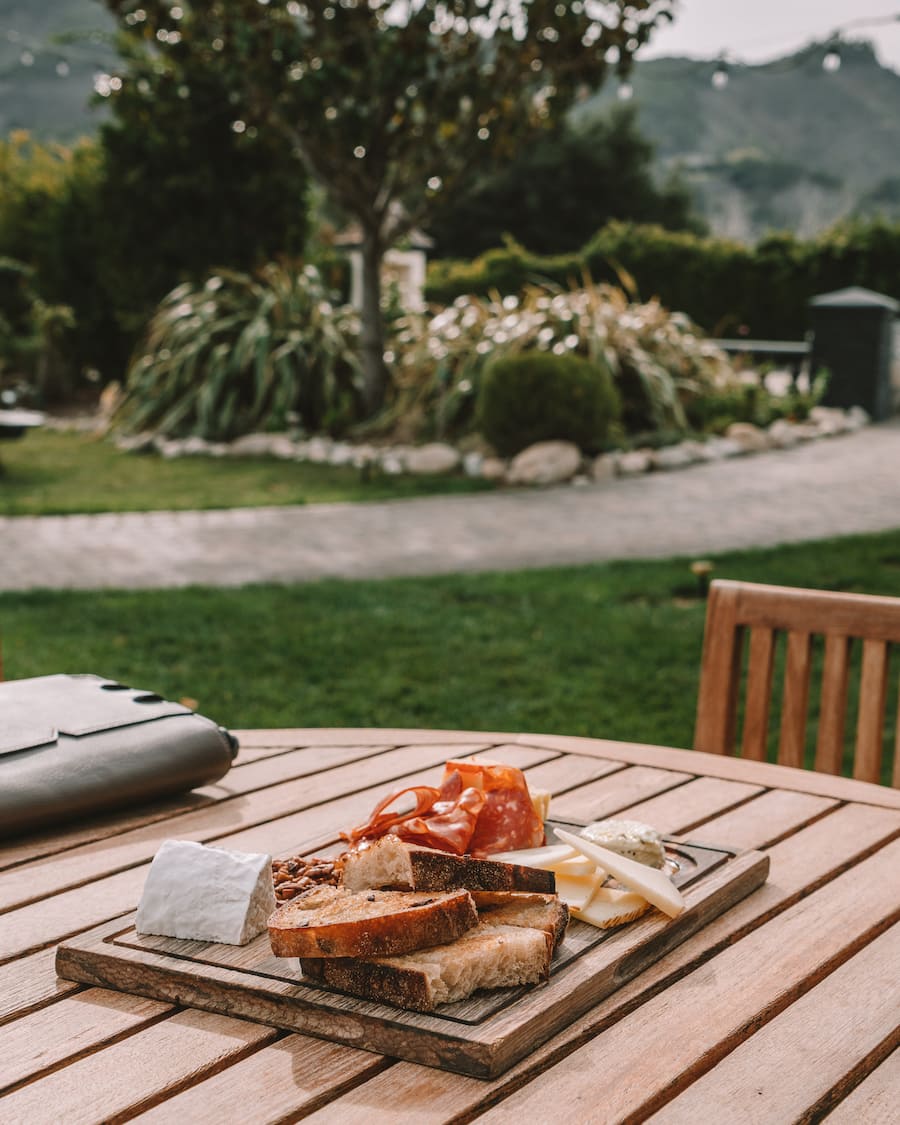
[555, 828, 685, 919]
[572, 887, 650, 929]
[491, 844, 576, 869]
[136, 839, 276, 945]
[554, 870, 602, 911]
[529, 787, 552, 821]
[554, 855, 597, 877]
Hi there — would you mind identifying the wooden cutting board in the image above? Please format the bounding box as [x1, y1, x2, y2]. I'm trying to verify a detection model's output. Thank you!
[56, 831, 768, 1079]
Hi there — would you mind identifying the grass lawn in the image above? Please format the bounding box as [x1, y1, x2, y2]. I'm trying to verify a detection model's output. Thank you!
[0, 429, 493, 515]
[3, 529, 900, 780]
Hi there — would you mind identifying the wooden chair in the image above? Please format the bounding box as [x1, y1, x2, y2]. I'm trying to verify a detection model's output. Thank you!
[694, 579, 900, 786]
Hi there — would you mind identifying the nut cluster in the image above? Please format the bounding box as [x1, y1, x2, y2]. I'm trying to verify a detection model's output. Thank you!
[272, 855, 341, 902]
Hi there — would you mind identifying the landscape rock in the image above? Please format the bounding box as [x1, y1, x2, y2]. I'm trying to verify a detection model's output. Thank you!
[305, 436, 334, 463]
[405, 442, 461, 475]
[229, 432, 296, 459]
[327, 442, 355, 467]
[462, 451, 484, 478]
[591, 453, 617, 483]
[810, 406, 849, 436]
[617, 449, 653, 476]
[698, 436, 744, 460]
[847, 405, 871, 429]
[725, 422, 770, 453]
[115, 432, 157, 455]
[652, 442, 700, 471]
[767, 419, 800, 449]
[506, 440, 581, 486]
[480, 456, 508, 481]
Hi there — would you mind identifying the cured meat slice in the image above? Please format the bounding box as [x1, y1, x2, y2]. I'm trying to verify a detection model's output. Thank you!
[442, 760, 545, 857]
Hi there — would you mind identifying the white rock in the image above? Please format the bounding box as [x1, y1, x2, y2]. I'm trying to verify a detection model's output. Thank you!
[381, 455, 405, 475]
[228, 432, 296, 459]
[306, 436, 334, 463]
[462, 451, 484, 478]
[725, 422, 771, 453]
[115, 432, 157, 455]
[406, 442, 461, 475]
[791, 422, 819, 442]
[591, 453, 617, 483]
[136, 839, 275, 946]
[506, 440, 581, 486]
[480, 456, 507, 481]
[327, 442, 355, 467]
[847, 405, 871, 429]
[810, 406, 849, 436]
[652, 443, 698, 471]
[700, 436, 744, 460]
[767, 419, 799, 448]
[617, 449, 653, 476]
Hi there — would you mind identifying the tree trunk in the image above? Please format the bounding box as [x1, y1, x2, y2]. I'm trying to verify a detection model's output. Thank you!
[359, 226, 388, 415]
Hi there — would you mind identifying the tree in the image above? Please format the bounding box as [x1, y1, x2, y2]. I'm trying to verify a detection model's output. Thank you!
[427, 105, 703, 258]
[102, 0, 675, 414]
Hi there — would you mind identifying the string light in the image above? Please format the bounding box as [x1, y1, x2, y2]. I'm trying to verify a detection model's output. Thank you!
[822, 43, 842, 72]
[711, 58, 729, 89]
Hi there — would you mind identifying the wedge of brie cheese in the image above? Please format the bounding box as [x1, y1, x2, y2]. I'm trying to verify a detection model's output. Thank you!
[136, 839, 276, 945]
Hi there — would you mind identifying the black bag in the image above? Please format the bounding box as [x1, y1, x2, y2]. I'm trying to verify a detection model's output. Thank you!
[0, 674, 238, 838]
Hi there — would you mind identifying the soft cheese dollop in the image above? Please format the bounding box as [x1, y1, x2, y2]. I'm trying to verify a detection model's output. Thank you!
[136, 839, 275, 945]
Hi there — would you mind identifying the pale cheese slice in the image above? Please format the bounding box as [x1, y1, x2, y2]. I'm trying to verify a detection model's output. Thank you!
[554, 854, 597, 878]
[529, 787, 552, 821]
[491, 844, 576, 869]
[554, 870, 603, 911]
[572, 887, 651, 929]
[555, 828, 686, 918]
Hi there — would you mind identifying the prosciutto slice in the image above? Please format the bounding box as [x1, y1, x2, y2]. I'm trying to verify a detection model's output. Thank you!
[342, 759, 545, 857]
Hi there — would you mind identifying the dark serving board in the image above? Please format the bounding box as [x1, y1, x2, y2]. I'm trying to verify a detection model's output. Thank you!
[56, 822, 769, 1079]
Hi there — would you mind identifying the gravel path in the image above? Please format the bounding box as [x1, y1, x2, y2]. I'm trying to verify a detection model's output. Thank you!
[2, 420, 898, 591]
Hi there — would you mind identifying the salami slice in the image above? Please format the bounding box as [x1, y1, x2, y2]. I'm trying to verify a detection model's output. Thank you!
[443, 759, 545, 856]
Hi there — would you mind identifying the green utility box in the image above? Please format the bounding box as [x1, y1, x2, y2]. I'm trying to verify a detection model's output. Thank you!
[809, 287, 897, 421]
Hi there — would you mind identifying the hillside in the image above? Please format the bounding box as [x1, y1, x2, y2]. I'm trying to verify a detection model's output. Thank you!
[0, 0, 115, 138]
[578, 40, 900, 240]
[4, 4, 900, 242]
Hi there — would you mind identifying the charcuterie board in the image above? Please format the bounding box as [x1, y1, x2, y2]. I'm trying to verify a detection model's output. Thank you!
[55, 822, 769, 1079]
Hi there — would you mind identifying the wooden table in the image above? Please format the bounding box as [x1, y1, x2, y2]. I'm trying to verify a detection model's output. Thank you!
[1, 729, 898, 1122]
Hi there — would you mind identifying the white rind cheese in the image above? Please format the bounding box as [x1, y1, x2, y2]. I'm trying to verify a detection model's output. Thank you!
[555, 828, 686, 918]
[136, 839, 276, 945]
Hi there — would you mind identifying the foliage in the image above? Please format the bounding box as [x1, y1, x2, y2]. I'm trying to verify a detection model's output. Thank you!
[427, 106, 703, 259]
[93, 35, 310, 352]
[477, 351, 620, 457]
[684, 370, 829, 435]
[427, 217, 900, 340]
[114, 263, 363, 442]
[0, 132, 101, 397]
[389, 282, 730, 443]
[0, 255, 77, 403]
[101, 0, 676, 413]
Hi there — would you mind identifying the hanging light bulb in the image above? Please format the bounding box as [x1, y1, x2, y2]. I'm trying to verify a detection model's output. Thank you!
[617, 80, 633, 101]
[822, 42, 842, 72]
[711, 59, 729, 89]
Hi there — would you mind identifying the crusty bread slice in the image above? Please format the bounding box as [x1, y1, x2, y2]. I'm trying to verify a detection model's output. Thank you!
[472, 891, 569, 952]
[300, 922, 552, 1012]
[340, 836, 555, 894]
[267, 885, 477, 958]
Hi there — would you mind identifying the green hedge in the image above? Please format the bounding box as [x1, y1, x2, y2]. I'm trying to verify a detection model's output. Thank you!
[426, 219, 900, 340]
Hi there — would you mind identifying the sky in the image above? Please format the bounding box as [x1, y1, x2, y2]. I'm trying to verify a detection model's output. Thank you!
[637, 0, 900, 72]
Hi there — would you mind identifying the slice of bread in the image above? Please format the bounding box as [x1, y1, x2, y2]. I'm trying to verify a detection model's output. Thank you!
[472, 891, 569, 952]
[300, 922, 552, 1012]
[267, 885, 477, 958]
[340, 836, 555, 894]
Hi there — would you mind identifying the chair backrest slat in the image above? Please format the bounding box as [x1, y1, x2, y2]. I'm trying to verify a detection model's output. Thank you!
[741, 627, 775, 761]
[814, 634, 851, 776]
[854, 639, 890, 784]
[695, 580, 900, 787]
[779, 630, 813, 769]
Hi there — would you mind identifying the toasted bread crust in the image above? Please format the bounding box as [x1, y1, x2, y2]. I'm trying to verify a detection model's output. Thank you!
[267, 886, 477, 958]
[300, 923, 553, 1013]
[341, 837, 555, 894]
[473, 892, 569, 952]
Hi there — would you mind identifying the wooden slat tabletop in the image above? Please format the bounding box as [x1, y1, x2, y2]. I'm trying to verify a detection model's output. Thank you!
[1, 729, 898, 1123]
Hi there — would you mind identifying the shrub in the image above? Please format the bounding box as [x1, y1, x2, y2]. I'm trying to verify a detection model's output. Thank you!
[113, 263, 362, 441]
[388, 281, 731, 443]
[477, 352, 620, 457]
